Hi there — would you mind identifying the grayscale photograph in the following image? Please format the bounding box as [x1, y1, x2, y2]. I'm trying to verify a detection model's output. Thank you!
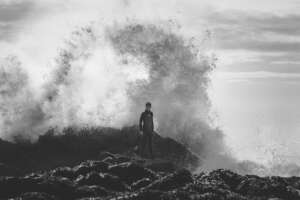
[0, 0, 300, 199]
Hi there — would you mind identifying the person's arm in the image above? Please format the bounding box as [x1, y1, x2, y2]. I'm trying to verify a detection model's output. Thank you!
[139, 112, 144, 132]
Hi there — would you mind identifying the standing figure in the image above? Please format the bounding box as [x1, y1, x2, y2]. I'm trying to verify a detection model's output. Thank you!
[139, 102, 154, 158]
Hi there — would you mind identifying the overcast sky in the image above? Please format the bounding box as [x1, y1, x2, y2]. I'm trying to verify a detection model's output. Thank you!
[1, 0, 300, 73]
[1, 0, 300, 164]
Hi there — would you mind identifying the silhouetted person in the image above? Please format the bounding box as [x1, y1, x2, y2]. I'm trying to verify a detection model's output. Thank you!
[139, 102, 154, 158]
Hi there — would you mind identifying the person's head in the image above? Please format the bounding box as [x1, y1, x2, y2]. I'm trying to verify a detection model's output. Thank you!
[145, 102, 151, 111]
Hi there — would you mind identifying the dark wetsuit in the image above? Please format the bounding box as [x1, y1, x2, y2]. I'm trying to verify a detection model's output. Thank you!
[139, 110, 154, 158]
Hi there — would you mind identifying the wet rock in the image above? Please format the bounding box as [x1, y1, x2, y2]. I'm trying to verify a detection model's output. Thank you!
[99, 151, 117, 161]
[75, 185, 109, 197]
[102, 156, 115, 164]
[145, 160, 176, 173]
[115, 156, 132, 163]
[114, 190, 163, 200]
[108, 162, 156, 184]
[0, 163, 21, 176]
[205, 169, 244, 190]
[3, 151, 300, 200]
[89, 160, 109, 172]
[73, 164, 91, 176]
[0, 176, 41, 198]
[236, 175, 300, 199]
[16, 192, 57, 200]
[76, 171, 128, 191]
[77, 160, 109, 173]
[51, 166, 75, 179]
[131, 178, 152, 190]
[147, 169, 193, 191]
[37, 176, 77, 199]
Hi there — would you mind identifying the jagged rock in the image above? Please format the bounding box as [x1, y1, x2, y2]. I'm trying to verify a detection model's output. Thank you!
[2, 151, 300, 200]
[75, 185, 109, 197]
[73, 164, 91, 176]
[144, 160, 176, 173]
[131, 178, 152, 190]
[115, 190, 163, 200]
[147, 169, 193, 191]
[15, 192, 57, 200]
[0, 176, 42, 198]
[51, 167, 75, 179]
[236, 175, 300, 199]
[205, 169, 244, 190]
[99, 151, 117, 161]
[108, 162, 156, 184]
[89, 161, 109, 172]
[37, 176, 77, 199]
[76, 171, 128, 191]
[115, 156, 132, 163]
[102, 157, 115, 164]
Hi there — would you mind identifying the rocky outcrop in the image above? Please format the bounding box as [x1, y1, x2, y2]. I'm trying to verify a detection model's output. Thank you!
[1, 153, 300, 200]
[0, 126, 200, 176]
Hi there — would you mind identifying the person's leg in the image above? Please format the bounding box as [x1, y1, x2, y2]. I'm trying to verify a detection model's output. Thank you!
[144, 131, 153, 159]
[139, 132, 146, 157]
[148, 133, 153, 159]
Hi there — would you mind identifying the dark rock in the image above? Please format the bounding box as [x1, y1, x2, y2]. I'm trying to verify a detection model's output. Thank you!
[99, 151, 117, 161]
[115, 156, 132, 163]
[75, 185, 109, 197]
[206, 169, 244, 190]
[147, 169, 193, 191]
[0, 163, 21, 176]
[89, 160, 109, 172]
[51, 166, 75, 179]
[114, 190, 163, 200]
[236, 175, 300, 199]
[0, 176, 42, 198]
[131, 178, 152, 190]
[76, 171, 128, 191]
[145, 160, 176, 173]
[16, 192, 57, 200]
[77, 160, 109, 173]
[37, 176, 77, 199]
[3, 151, 300, 200]
[73, 164, 91, 176]
[108, 162, 156, 184]
[102, 156, 115, 164]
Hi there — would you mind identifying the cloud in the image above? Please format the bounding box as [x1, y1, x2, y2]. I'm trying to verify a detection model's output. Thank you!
[0, 0, 34, 22]
[215, 71, 300, 83]
[0, 0, 35, 41]
[206, 11, 300, 36]
[202, 10, 300, 72]
[205, 11, 300, 52]
[219, 39, 300, 52]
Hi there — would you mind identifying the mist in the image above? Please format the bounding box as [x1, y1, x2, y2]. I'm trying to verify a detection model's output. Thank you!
[2, 0, 300, 176]
[0, 0, 237, 172]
